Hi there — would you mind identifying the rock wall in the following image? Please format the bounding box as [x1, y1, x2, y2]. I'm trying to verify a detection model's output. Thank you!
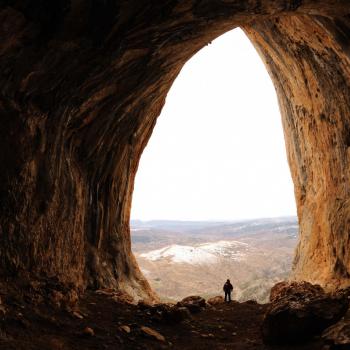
[0, 1, 349, 298]
[245, 14, 350, 289]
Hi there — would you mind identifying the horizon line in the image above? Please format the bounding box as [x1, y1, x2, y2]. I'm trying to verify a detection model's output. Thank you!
[130, 214, 298, 223]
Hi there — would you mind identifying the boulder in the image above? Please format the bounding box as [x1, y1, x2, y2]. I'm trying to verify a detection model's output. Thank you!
[149, 304, 171, 322]
[150, 303, 191, 324]
[207, 296, 224, 305]
[141, 326, 165, 342]
[262, 282, 349, 344]
[322, 309, 350, 349]
[177, 296, 206, 314]
[269, 281, 324, 303]
[119, 325, 131, 333]
[83, 327, 95, 336]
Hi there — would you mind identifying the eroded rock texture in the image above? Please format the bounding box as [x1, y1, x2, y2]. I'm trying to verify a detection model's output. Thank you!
[245, 13, 350, 288]
[0, 1, 350, 299]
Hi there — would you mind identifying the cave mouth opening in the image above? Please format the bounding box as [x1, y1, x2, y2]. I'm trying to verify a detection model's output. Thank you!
[130, 28, 298, 303]
[1, 3, 349, 302]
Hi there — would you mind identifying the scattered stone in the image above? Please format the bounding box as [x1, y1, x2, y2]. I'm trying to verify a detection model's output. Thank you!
[141, 326, 165, 342]
[177, 296, 206, 314]
[207, 296, 224, 305]
[72, 311, 84, 319]
[180, 296, 206, 307]
[83, 327, 95, 336]
[200, 333, 214, 338]
[262, 281, 349, 344]
[149, 304, 170, 322]
[119, 325, 131, 333]
[149, 304, 191, 324]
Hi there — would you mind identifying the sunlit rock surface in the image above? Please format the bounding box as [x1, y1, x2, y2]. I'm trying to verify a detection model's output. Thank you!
[245, 14, 350, 289]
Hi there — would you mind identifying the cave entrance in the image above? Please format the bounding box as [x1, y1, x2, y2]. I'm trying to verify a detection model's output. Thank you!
[1, 2, 349, 301]
[130, 28, 298, 303]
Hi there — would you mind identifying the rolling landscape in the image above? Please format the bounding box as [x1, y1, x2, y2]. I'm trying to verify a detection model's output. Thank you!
[131, 217, 298, 303]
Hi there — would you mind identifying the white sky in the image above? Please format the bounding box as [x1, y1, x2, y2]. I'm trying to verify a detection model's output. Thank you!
[131, 28, 297, 221]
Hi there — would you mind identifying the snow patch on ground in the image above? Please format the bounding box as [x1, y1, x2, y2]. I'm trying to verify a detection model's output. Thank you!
[140, 245, 218, 264]
[199, 240, 249, 260]
[140, 240, 249, 264]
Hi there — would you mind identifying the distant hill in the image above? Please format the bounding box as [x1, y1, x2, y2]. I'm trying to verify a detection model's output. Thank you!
[131, 217, 298, 303]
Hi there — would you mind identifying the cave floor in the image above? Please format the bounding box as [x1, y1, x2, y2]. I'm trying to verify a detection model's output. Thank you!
[0, 291, 323, 350]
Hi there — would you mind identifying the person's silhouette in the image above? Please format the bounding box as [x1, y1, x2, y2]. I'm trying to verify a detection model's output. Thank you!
[223, 279, 233, 302]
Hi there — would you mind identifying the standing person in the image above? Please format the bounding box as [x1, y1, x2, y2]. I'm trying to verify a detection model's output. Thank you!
[223, 279, 233, 302]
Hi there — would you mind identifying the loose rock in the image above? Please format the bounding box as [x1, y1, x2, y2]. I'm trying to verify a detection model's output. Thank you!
[72, 311, 84, 319]
[119, 325, 131, 333]
[177, 296, 206, 314]
[207, 296, 224, 305]
[141, 326, 165, 342]
[149, 304, 191, 324]
[83, 327, 95, 336]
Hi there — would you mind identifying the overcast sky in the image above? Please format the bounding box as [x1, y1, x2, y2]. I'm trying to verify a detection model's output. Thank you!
[131, 28, 297, 221]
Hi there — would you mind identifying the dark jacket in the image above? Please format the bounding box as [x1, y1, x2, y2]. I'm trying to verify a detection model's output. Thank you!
[223, 281, 233, 292]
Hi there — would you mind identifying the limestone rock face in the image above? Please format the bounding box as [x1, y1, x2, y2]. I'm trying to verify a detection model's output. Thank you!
[0, 1, 350, 298]
[245, 11, 350, 290]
